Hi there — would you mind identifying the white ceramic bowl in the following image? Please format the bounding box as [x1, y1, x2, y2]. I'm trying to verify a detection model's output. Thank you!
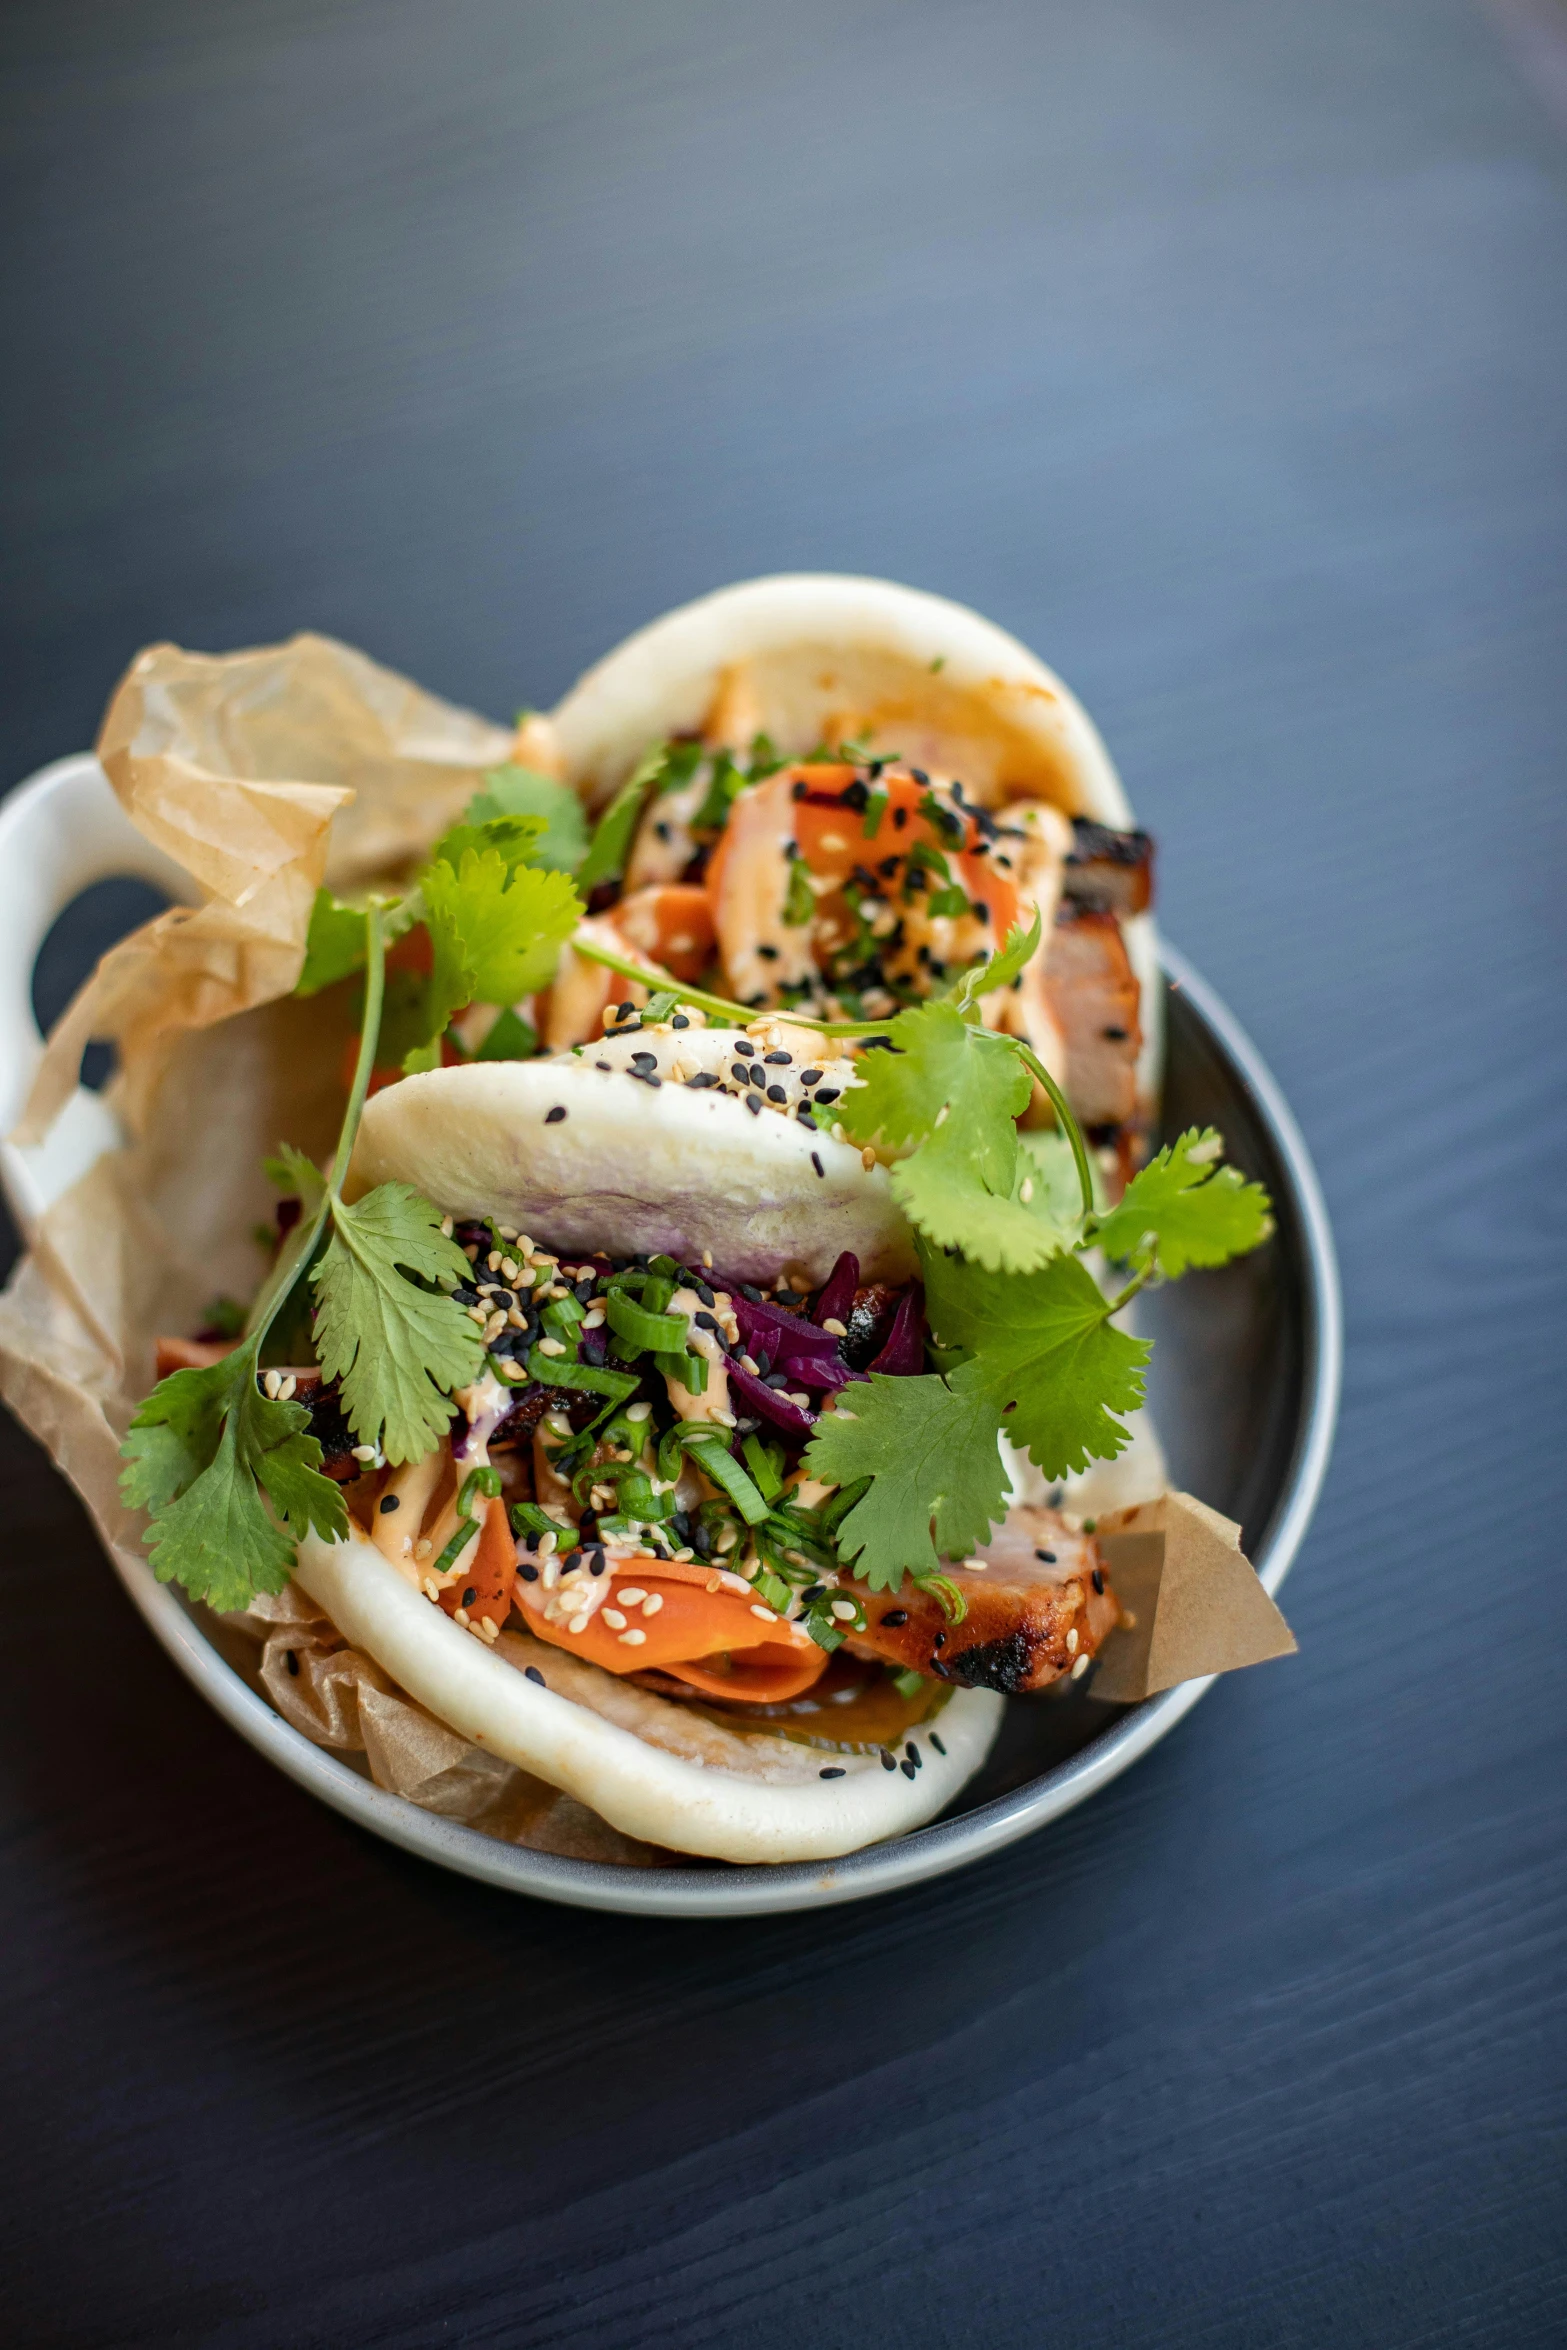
[0, 754, 1340, 1916]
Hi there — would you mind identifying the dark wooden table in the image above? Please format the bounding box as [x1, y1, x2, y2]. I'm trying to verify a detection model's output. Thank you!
[4, 5, 1565, 2343]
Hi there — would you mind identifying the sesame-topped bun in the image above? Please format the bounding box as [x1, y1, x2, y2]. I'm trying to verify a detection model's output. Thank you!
[344, 1028, 916, 1287]
[537, 574, 1158, 1115]
[547, 573, 1131, 823]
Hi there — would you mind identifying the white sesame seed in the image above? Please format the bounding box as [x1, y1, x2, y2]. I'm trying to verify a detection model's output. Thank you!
[439, 1214, 454, 1237]
[453, 1607, 470, 1628]
[262, 1370, 281, 1399]
[1071, 1651, 1091, 1678]
[642, 1593, 663, 1615]
[351, 1443, 378, 1463]
[1019, 1177, 1034, 1204]
[861, 1146, 876, 1171]
[487, 1251, 502, 1271]
[602, 1608, 628, 1630]
[617, 1587, 648, 1606]
[1066, 1626, 1079, 1654]
[537, 1336, 567, 1357]
[568, 1613, 590, 1635]
[702, 1250, 714, 1268]
[501, 1258, 521, 1282]
[830, 1599, 857, 1621]
[414, 1539, 433, 1560]
[750, 1604, 777, 1622]
[618, 1628, 647, 1646]
[741, 1354, 760, 1376]
[537, 1531, 558, 1556]
[821, 1317, 848, 1337]
[625, 1400, 652, 1423]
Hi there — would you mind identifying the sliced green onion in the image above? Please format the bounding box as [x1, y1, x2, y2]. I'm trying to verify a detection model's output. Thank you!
[432, 1518, 482, 1580]
[678, 1428, 770, 1525]
[741, 1433, 784, 1503]
[509, 1502, 574, 1541]
[526, 1349, 640, 1403]
[604, 1288, 687, 1355]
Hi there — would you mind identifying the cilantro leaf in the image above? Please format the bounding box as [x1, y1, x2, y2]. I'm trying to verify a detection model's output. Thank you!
[419, 848, 582, 1053]
[297, 889, 371, 996]
[431, 812, 549, 874]
[263, 1142, 326, 1206]
[121, 1352, 347, 1610]
[1093, 1127, 1274, 1277]
[840, 1000, 1063, 1266]
[467, 765, 589, 872]
[947, 907, 1043, 1009]
[309, 1183, 484, 1462]
[802, 1376, 1008, 1586]
[890, 1121, 1072, 1273]
[925, 1248, 1151, 1479]
[576, 742, 675, 893]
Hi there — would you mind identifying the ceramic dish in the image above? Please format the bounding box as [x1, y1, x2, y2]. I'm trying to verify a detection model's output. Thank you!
[0, 752, 1339, 1917]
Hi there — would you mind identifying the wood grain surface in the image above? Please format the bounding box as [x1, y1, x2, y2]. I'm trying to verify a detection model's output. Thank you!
[2, 4, 1564, 2344]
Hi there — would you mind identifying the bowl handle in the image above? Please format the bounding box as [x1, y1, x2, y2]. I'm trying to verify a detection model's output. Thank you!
[0, 754, 192, 1239]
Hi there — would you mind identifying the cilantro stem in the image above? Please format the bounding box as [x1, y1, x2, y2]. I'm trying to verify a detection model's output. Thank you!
[571, 931, 901, 1039]
[242, 903, 387, 1346]
[1106, 1265, 1153, 1315]
[1015, 1042, 1096, 1224]
[332, 903, 385, 1201]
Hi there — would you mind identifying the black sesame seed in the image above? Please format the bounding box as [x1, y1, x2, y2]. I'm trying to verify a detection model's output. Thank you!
[590, 1548, 608, 1576]
[735, 1039, 756, 1056]
[799, 1067, 823, 1084]
[766, 1084, 787, 1103]
[630, 1050, 657, 1069]
[285, 1649, 299, 1677]
[1102, 1025, 1129, 1041]
[1092, 1567, 1105, 1594]
[930, 1732, 947, 1756]
[819, 1766, 847, 1779]
[815, 1087, 840, 1105]
[730, 1064, 750, 1085]
[739, 1284, 765, 1302]
[545, 1106, 567, 1124]
[595, 1059, 612, 1072]
[882, 1608, 908, 1627]
[905, 1740, 922, 1766]
[900, 1757, 918, 1779]
[762, 1371, 789, 1390]
[811, 1151, 824, 1177]
[893, 805, 908, 829]
[379, 1493, 401, 1514]
[757, 944, 779, 962]
[792, 779, 808, 801]
[519, 1562, 539, 1582]
[695, 1282, 715, 1306]
[524, 1665, 545, 1686]
[764, 1049, 791, 1065]
[616, 1002, 634, 1019]
[462, 1587, 476, 1608]
[746, 1093, 763, 1115]
[1035, 1548, 1057, 1564]
[687, 1072, 718, 1089]
[694, 1310, 718, 1332]
[635, 1070, 662, 1087]
[672, 1013, 690, 1029]
[880, 1748, 897, 1771]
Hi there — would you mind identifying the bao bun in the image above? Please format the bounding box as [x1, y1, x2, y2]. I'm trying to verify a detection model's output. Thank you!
[540, 573, 1158, 1102]
[346, 1051, 916, 1287]
[295, 1530, 1001, 1865]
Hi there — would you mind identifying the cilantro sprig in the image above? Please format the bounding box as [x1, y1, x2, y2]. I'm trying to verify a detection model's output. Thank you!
[120, 906, 486, 1610]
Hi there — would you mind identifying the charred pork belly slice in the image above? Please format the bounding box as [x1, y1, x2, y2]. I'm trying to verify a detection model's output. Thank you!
[845, 1509, 1119, 1695]
[1043, 903, 1142, 1131]
[1062, 818, 1154, 917]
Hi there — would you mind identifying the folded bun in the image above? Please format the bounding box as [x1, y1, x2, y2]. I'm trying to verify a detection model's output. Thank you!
[549, 572, 1132, 823]
[345, 1051, 916, 1286]
[294, 1528, 1002, 1863]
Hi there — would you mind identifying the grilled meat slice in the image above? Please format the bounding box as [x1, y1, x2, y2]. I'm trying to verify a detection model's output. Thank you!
[1062, 818, 1154, 917]
[845, 1509, 1119, 1694]
[1043, 902, 1141, 1130]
